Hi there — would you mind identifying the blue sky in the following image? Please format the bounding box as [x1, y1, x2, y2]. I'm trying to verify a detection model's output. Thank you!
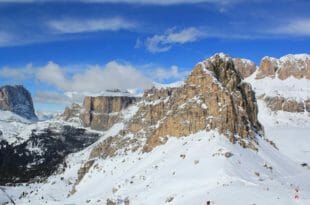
[0, 0, 309, 112]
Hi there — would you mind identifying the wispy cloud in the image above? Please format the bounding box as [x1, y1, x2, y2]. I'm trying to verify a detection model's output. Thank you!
[153, 65, 188, 81]
[0, 0, 240, 5]
[270, 18, 310, 36]
[141, 27, 205, 53]
[34, 91, 72, 105]
[0, 64, 34, 80]
[49, 17, 137, 34]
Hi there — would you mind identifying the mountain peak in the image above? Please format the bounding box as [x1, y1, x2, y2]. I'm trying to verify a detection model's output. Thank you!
[256, 53, 310, 80]
[0, 85, 37, 121]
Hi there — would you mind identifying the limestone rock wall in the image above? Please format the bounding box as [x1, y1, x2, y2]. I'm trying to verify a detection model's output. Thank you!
[233, 58, 256, 78]
[256, 54, 310, 80]
[80, 96, 138, 130]
[261, 96, 309, 113]
[127, 54, 263, 152]
[62, 103, 82, 121]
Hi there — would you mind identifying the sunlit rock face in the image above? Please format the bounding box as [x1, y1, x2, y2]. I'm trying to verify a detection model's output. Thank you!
[233, 58, 256, 78]
[80, 96, 138, 130]
[256, 54, 310, 80]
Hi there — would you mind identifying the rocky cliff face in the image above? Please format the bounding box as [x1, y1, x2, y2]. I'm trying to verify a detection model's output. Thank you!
[233, 58, 256, 78]
[62, 103, 82, 122]
[260, 96, 308, 113]
[80, 96, 138, 130]
[88, 53, 263, 161]
[0, 85, 37, 120]
[244, 54, 310, 113]
[256, 54, 310, 80]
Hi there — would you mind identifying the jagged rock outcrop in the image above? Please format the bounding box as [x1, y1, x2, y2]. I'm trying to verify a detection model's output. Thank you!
[256, 54, 310, 80]
[72, 53, 265, 191]
[260, 96, 307, 113]
[62, 103, 82, 121]
[89, 53, 263, 158]
[0, 85, 37, 120]
[306, 100, 310, 112]
[130, 54, 263, 152]
[233, 58, 256, 78]
[80, 96, 138, 130]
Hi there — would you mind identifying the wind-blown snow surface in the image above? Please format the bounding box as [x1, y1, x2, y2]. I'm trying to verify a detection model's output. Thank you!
[244, 72, 310, 165]
[2, 130, 309, 205]
[1, 103, 309, 205]
[257, 100, 310, 165]
[245, 71, 310, 101]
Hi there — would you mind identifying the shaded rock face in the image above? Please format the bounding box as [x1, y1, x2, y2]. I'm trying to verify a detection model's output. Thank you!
[80, 96, 138, 130]
[0, 125, 100, 185]
[261, 96, 307, 113]
[256, 54, 310, 80]
[233, 58, 256, 78]
[0, 85, 37, 120]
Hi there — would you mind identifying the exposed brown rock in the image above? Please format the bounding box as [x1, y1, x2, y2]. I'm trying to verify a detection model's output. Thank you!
[282, 100, 305, 113]
[306, 100, 310, 112]
[263, 96, 306, 113]
[73, 53, 265, 190]
[233, 58, 256, 78]
[256, 57, 278, 79]
[127, 53, 263, 152]
[62, 103, 82, 121]
[70, 160, 94, 196]
[264, 96, 285, 111]
[80, 96, 138, 130]
[256, 54, 310, 80]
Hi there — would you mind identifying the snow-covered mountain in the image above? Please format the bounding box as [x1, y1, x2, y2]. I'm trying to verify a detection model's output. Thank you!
[241, 54, 310, 168]
[0, 53, 309, 205]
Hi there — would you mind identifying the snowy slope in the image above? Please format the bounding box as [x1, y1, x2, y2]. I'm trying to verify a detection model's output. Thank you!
[244, 69, 310, 165]
[256, 99, 310, 165]
[3, 130, 309, 205]
[1, 104, 309, 205]
[245, 71, 310, 101]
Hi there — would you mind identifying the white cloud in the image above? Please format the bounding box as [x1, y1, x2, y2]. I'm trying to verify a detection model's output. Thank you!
[0, 0, 239, 5]
[145, 27, 204, 53]
[36, 61, 153, 92]
[34, 91, 72, 105]
[0, 64, 34, 80]
[49, 17, 137, 34]
[271, 19, 310, 36]
[153, 65, 188, 81]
